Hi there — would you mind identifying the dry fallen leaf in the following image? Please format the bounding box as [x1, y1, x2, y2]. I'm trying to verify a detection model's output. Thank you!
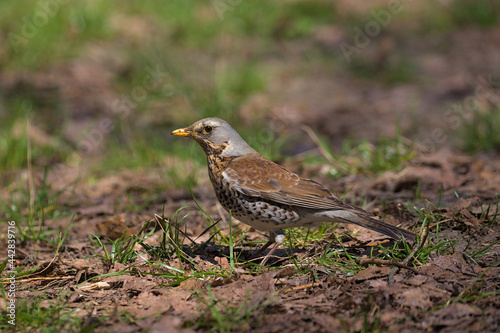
[96, 214, 136, 239]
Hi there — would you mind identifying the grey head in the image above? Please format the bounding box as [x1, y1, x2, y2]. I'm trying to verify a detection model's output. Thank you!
[171, 117, 257, 157]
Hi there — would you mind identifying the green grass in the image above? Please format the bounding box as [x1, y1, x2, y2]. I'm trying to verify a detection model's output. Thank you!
[452, 104, 500, 153]
[278, 195, 498, 278]
[312, 233, 365, 276]
[4, 0, 114, 69]
[303, 130, 416, 178]
[211, 0, 336, 40]
[186, 285, 272, 332]
[89, 233, 140, 266]
[450, 0, 499, 27]
[216, 63, 268, 105]
[347, 56, 417, 85]
[0, 290, 92, 333]
[85, 203, 236, 287]
[1, 168, 73, 245]
[0, 114, 69, 174]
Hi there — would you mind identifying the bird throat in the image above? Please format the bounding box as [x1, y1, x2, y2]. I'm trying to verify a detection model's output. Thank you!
[205, 145, 235, 186]
[195, 139, 228, 157]
[192, 139, 231, 178]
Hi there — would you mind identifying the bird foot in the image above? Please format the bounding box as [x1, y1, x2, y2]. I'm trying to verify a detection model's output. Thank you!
[253, 234, 286, 266]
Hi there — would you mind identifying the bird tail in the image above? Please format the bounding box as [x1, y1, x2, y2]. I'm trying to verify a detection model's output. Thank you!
[322, 210, 415, 242]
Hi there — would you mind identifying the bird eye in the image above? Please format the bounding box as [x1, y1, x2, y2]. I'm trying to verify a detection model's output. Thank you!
[204, 125, 213, 133]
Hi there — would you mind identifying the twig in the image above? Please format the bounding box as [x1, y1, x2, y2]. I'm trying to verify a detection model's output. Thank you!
[20, 254, 60, 280]
[2, 275, 73, 284]
[359, 258, 420, 274]
[278, 282, 321, 295]
[388, 221, 429, 284]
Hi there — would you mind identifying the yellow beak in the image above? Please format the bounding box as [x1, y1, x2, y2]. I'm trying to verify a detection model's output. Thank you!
[171, 128, 191, 137]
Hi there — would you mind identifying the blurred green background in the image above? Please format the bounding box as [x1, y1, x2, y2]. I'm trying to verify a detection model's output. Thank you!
[1, 0, 500, 188]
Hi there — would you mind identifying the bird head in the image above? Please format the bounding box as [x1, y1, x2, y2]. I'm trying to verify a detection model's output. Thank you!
[172, 117, 256, 157]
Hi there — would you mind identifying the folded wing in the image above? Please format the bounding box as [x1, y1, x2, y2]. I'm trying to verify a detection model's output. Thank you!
[223, 154, 362, 212]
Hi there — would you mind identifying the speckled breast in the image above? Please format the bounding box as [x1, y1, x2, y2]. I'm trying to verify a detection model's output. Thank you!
[211, 177, 301, 231]
[205, 151, 301, 231]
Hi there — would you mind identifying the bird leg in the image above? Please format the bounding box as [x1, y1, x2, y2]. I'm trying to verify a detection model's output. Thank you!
[250, 230, 286, 266]
[250, 239, 274, 259]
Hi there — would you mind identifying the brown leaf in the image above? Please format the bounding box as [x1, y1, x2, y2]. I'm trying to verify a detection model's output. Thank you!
[394, 287, 432, 310]
[70, 258, 94, 270]
[351, 265, 392, 282]
[96, 215, 136, 240]
[424, 303, 482, 330]
[432, 252, 468, 274]
[451, 197, 480, 211]
[459, 208, 482, 226]
[211, 271, 277, 307]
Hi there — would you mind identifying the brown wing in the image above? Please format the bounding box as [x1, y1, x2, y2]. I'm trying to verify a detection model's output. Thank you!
[223, 154, 361, 211]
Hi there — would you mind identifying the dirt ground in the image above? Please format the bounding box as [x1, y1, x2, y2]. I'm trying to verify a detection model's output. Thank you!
[1, 2, 500, 332]
[4, 149, 499, 332]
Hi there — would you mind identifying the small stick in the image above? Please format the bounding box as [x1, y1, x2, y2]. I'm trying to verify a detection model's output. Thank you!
[278, 282, 321, 295]
[388, 223, 428, 284]
[2, 276, 73, 284]
[359, 258, 420, 275]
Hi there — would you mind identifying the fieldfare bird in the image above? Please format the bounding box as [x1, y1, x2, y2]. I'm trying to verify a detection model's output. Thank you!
[172, 118, 415, 264]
